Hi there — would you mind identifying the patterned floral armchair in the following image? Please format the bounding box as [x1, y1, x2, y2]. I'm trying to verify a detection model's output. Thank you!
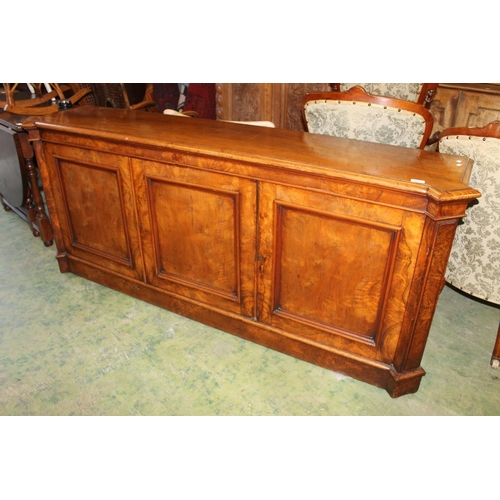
[302, 86, 434, 149]
[331, 83, 438, 108]
[438, 121, 500, 368]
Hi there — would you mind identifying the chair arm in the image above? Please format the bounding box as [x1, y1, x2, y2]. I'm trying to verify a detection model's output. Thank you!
[426, 131, 441, 147]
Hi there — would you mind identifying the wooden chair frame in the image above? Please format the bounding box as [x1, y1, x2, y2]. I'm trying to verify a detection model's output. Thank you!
[439, 120, 500, 141]
[330, 83, 439, 108]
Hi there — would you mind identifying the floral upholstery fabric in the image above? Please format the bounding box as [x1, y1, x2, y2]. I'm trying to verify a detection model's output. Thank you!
[439, 135, 500, 305]
[303, 99, 426, 148]
[340, 83, 423, 103]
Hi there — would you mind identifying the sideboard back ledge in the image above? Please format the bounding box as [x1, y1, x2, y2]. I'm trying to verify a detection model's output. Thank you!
[25, 107, 480, 397]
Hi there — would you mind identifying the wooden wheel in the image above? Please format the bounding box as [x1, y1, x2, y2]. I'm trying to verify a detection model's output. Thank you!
[2, 83, 92, 115]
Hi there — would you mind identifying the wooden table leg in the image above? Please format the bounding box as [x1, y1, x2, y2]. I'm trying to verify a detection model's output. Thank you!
[491, 319, 500, 369]
[25, 185, 41, 237]
[18, 133, 53, 246]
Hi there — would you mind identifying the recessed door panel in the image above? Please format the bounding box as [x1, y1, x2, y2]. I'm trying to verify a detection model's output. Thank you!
[274, 203, 399, 338]
[149, 178, 239, 299]
[59, 160, 129, 261]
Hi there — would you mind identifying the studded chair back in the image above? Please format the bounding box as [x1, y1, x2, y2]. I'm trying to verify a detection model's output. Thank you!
[439, 121, 500, 367]
[302, 86, 434, 149]
[331, 83, 438, 108]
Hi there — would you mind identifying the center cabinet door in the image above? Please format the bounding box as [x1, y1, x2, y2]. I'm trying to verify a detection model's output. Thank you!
[133, 158, 257, 318]
[257, 182, 427, 365]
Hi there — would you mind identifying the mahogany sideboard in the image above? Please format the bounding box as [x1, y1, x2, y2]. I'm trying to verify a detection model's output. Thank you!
[25, 107, 480, 397]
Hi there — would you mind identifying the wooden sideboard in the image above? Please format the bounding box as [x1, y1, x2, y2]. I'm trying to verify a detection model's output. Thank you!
[25, 107, 479, 397]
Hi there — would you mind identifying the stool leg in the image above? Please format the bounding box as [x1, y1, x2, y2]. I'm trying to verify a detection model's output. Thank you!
[491, 319, 500, 369]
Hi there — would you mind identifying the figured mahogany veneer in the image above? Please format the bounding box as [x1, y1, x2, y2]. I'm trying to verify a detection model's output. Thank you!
[25, 107, 480, 397]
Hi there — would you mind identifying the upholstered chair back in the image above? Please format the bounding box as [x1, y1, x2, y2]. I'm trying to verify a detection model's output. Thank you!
[303, 86, 433, 149]
[439, 121, 500, 368]
[340, 83, 422, 102]
[439, 124, 500, 306]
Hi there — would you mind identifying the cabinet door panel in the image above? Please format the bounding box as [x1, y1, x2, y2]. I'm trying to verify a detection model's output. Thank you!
[275, 202, 400, 337]
[133, 159, 256, 317]
[258, 183, 425, 362]
[43, 144, 144, 280]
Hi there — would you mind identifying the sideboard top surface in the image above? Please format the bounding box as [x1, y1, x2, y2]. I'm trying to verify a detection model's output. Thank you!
[26, 106, 478, 201]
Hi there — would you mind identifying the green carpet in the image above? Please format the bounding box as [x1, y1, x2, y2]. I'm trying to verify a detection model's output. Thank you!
[1, 208, 499, 415]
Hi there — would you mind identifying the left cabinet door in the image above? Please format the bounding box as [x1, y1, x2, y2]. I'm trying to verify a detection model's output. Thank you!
[41, 143, 145, 281]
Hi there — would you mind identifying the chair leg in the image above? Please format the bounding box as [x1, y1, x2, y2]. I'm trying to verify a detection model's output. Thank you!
[491, 319, 500, 369]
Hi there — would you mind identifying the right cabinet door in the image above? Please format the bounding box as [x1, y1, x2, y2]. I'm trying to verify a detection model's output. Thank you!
[257, 182, 427, 365]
